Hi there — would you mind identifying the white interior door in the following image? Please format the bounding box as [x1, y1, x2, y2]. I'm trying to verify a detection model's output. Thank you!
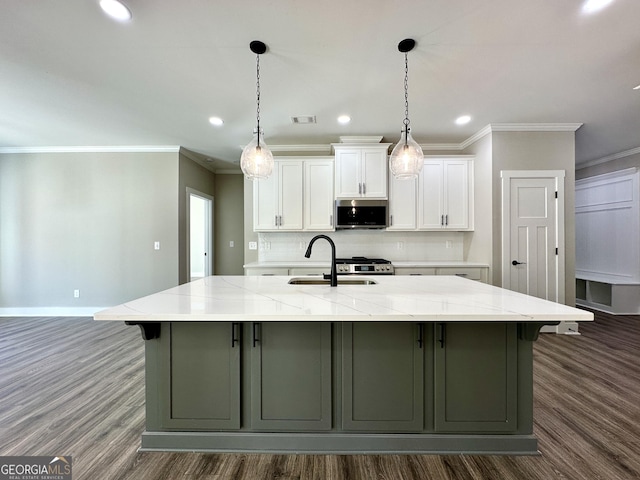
[501, 171, 565, 304]
[187, 189, 213, 281]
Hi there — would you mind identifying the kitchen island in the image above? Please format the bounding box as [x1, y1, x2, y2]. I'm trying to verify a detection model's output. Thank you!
[94, 275, 593, 455]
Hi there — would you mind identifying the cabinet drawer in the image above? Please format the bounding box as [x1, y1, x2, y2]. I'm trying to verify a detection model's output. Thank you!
[394, 267, 437, 276]
[245, 268, 289, 276]
[436, 268, 482, 281]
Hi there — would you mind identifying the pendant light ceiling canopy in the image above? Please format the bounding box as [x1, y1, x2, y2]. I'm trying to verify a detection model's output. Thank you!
[240, 40, 274, 180]
[389, 38, 424, 180]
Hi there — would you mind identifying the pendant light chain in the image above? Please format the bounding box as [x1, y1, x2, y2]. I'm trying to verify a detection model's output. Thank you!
[403, 51, 410, 137]
[255, 53, 261, 147]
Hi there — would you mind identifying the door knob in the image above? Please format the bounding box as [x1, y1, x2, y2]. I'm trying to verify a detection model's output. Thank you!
[512, 260, 526, 266]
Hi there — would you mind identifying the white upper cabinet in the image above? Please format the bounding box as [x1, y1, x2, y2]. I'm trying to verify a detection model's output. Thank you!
[254, 160, 304, 231]
[334, 145, 390, 199]
[418, 158, 473, 231]
[253, 157, 334, 232]
[388, 156, 474, 231]
[388, 175, 417, 230]
[304, 159, 335, 231]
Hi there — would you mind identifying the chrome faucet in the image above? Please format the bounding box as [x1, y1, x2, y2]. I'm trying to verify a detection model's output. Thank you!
[305, 235, 338, 287]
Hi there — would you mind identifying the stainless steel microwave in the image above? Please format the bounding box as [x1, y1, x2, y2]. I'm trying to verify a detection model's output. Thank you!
[335, 199, 388, 229]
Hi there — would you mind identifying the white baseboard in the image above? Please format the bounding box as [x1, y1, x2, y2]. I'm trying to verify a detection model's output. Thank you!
[0, 307, 109, 317]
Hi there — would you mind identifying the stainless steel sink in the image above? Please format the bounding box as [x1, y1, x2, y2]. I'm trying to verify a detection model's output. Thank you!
[288, 277, 378, 285]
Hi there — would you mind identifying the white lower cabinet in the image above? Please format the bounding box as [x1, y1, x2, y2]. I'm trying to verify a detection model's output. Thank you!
[395, 266, 488, 283]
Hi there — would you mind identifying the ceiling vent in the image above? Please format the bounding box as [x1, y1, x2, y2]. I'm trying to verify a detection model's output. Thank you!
[291, 115, 317, 124]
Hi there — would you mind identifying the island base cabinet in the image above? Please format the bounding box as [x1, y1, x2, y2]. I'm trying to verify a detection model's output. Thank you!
[434, 323, 518, 433]
[342, 322, 424, 431]
[159, 322, 241, 430]
[249, 322, 332, 431]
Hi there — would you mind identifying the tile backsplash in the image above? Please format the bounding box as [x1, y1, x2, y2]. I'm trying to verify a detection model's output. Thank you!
[258, 231, 464, 262]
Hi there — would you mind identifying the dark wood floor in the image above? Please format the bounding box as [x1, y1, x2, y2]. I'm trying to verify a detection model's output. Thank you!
[1, 311, 639, 479]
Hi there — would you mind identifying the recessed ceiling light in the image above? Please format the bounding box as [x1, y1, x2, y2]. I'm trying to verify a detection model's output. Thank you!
[455, 115, 471, 126]
[99, 0, 132, 22]
[633, 84, 640, 90]
[581, 0, 614, 14]
[337, 115, 351, 125]
[208, 116, 224, 127]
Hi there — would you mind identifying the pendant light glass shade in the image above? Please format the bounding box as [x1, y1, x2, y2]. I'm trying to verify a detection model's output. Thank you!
[390, 38, 424, 179]
[240, 129, 274, 180]
[241, 40, 274, 180]
[389, 128, 423, 179]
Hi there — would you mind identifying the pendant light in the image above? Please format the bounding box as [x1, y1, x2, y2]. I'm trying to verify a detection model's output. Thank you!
[389, 38, 424, 180]
[240, 41, 274, 180]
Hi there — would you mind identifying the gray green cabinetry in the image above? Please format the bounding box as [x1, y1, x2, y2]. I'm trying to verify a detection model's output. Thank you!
[342, 322, 424, 431]
[159, 322, 240, 430]
[142, 320, 538, 453]
[250, 322, 332, 430]
[434, 323, 518, 432]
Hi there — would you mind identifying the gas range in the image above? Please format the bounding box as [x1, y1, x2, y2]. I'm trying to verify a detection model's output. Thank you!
[335, 257, 395, 275]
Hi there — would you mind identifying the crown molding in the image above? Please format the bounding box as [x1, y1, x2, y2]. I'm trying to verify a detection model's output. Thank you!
[261, 144, 332, 154]
[577, 146, 640, 169]
[0, 145, 180, 154]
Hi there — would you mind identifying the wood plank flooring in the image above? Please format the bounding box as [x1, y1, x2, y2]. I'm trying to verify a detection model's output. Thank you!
[1, 311, 639, 479]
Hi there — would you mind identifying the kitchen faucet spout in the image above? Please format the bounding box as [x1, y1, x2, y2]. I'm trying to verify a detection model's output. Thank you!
[305, 235, 337, 287]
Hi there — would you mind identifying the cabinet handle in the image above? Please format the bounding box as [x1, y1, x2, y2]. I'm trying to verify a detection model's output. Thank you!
[275, 215, 278, 227]
[358, 183, 362, 195]
[417, 323, 424, 349]
[330, 214, 333, 226]
[441, 215, 444, 226]
[252, 322, 260, 347]
[279, 215, 282, 226]
[390, 214, 393, 226]
[363, 183, 366, 195]
[231, 322, 240, 348]
[438, 323, 446, 348]
[445, 214, 448, 226]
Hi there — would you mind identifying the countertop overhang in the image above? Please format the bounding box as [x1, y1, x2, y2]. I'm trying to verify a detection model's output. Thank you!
[94, 275, 594, 323]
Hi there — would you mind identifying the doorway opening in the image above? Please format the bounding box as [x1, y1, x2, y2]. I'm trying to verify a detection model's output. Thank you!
[187, 189, 213, 281]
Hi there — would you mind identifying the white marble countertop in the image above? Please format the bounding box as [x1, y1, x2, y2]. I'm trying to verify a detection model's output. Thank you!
[94, 275, 593, 323]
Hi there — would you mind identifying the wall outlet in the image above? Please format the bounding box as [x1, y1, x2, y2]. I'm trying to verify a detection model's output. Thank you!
[154, 241, 160, 250]
[74, 289, 80, 298]
[446, 240, 453, 249]
[249, 241, 257, 250]
[229, 240, 234, 248]
[397, 241, 404, 250]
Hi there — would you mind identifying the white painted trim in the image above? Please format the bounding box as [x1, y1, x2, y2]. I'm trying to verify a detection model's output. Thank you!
[0, 145, 180, 154]
[490, 123, 582, 132]
[186, 188, 214, 278]
[0, 307, 109, 317]
[264, 144, 333, 154]
[576, 146, 640, 169]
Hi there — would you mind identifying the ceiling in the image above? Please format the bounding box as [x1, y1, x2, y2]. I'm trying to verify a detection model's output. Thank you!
[1, 0, 639, 170]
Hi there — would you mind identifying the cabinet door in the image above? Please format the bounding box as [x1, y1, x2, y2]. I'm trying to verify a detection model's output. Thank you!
[304, 160, 335, 230]
[342, 322, 424, 431]
[161, 322, 240, 430]
[434, 322, 518, 432]
[361, 148, 387, 198]
[278, 161, 304, 230]
[443, 160, 469, 230]
[253, 171, 279, 231]
[250, 322, 332, 431]
[335, 149, 361, 198]
[418, 160, 444, 229]
[388, 174, 417, 230]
